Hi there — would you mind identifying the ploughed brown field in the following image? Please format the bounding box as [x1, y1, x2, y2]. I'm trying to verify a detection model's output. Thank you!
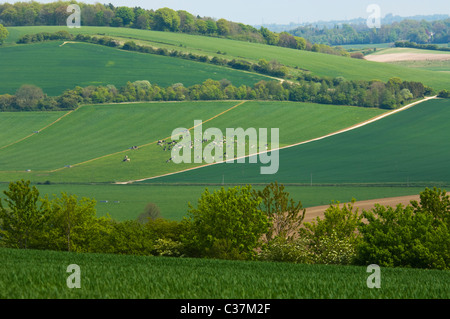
[302, 192, 450, 223]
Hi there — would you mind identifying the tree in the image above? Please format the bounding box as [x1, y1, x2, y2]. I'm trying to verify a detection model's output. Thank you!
[153, 7, 180, 32]
[0, 24, 9, 44]
[41, 192, 111, 253]
[183, 186, 269, 260]
[253, 182, 305, 242]
[195, 19, 208, 34]
[0, 180, 48, 249]
[137, 203, 161, 224]
[15, 84, 45, 109]
[115, 6, 135, 26]
[216, 18, 230, 36]
[357, 188, 450, 270]
[177, 10, 195, 33]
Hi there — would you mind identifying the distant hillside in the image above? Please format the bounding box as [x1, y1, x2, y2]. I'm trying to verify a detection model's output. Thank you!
[257, 14, 450, 33]
[288, 16, 450, 46]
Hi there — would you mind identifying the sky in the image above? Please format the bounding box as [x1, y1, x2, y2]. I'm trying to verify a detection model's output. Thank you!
[2, 0, 450, 25]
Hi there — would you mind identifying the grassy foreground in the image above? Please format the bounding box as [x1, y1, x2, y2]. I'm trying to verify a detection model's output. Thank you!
[1, 247, 448, 299]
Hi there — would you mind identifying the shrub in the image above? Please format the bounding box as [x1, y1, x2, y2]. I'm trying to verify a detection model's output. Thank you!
[258, 236, 312, 264]
[350, 52, 365, 59]
[309, 229, 357, 265]
[356, 188, 450, 270]
[153, 238, 184, 257]
[438, 89, 450, 98]
[183, 186, 269, 260]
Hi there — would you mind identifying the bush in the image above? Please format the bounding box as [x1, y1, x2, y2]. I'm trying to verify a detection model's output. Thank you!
[356, 188, 450, 270]
[350, 52, 365, 59]
[309, 229, 357, 265]
[438, 90, 450, 98]
[258, 236, 312, 264]
[183, 186, 269, 260]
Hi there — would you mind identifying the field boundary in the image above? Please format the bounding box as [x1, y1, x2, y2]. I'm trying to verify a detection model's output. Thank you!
[122, 96, 436, 184]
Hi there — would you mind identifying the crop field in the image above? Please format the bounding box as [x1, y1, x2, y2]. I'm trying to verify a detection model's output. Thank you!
[0, 110, 68, 149]
[0, 41, 269, 96]
[0, 100, 386, 183]
[1, 247, 448, 299]
[142, 98, 450, 186]
[5, 26, 450, 91]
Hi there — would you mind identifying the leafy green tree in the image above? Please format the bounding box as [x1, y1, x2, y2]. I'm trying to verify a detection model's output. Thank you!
[41, 192, 111, 253]
[153, 7, 180, 32]
[15, 84, 45, 109]
[115, 6, 135, 26]
[0, 24, 9, 44]
[357, 188, 450, 269]
[216, 18, 230, 36]
[183, 186, 269, 260]
[195, 19, 208, 34]
[177, 10, 196, 33]
[0, 180, 49, 249]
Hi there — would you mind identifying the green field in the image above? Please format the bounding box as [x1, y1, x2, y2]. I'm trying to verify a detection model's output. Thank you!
[0, 41, 269, 96]
[143, 98, 450, 186]
[5, 26, 450, 91]
[0, 100, 386, 183]
[0, 110, 68, 149]
[1, 247, 448, 299]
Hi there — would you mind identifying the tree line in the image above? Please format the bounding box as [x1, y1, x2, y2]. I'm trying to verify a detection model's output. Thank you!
[0, 1, 349, 57]
[290, 18, 450, 45]
[0, 180, 448, 270]
[395, 40, 450, 51]
[0, 75, 434, 112]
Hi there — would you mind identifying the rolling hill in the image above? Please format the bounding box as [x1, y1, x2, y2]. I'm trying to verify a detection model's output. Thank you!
[4, 26, 450, 91]
[142, 98, 450, 186]
[0, 41, 270, 96]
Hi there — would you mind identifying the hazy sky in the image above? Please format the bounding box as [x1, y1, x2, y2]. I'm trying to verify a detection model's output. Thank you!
[3, 0, 450, 25]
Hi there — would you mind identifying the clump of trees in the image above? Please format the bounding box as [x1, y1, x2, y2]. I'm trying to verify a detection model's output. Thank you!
[438, 89, 450, 98]
[1, 180, 448, 270]
[395, 41, 450, 51]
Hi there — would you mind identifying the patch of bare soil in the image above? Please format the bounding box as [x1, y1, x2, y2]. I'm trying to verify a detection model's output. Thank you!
[302, 193, 443, 223]
[365, 52, 450, 63]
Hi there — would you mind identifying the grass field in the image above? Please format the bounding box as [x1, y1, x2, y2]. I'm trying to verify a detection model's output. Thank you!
[0, 41, 269, 96]
[0, 110, 68, 149]
[0, 101, 386, 183]
[142, 98, 450, 186]
[5, 26, 450, 91]
[1, 247, 448, 299]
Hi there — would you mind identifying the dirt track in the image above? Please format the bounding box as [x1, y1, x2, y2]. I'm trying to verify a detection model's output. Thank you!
[303, 192, 450, 223]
